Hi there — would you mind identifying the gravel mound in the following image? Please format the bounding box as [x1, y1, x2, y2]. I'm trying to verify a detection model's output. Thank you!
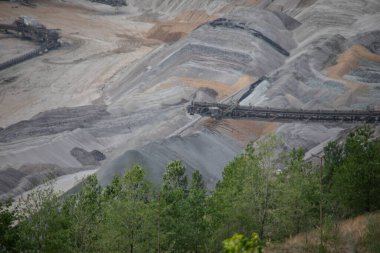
[97, 131, 242, 188]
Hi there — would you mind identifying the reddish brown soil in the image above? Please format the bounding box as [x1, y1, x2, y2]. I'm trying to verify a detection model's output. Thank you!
[146, 11, 218, 43]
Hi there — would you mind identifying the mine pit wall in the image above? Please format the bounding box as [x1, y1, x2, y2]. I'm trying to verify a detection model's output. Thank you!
[104, 0, 380, 189]
[96, 7, 300, 188]
[106, 7, 297, 109]
[242, 29, 380, 111]
[1, 0, 380, 197]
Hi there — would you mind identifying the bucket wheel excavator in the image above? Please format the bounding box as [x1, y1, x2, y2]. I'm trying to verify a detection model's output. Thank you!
[0, 16, 61, 71]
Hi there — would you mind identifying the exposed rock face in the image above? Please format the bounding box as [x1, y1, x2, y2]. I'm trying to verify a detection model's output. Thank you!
[0, 0, 380, 196]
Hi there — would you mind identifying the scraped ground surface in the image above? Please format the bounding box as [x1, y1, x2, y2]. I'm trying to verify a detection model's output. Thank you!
[0, 0, 380, 198]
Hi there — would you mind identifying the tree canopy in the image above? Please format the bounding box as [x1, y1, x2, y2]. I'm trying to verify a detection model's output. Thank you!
[1, 126, 379, 252]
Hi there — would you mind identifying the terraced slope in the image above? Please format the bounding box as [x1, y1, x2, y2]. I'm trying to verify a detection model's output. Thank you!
[0, 0, 379, 198]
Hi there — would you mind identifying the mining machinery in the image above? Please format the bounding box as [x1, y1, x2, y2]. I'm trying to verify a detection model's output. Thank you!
[187, 77, 380, 124]
[187, 101, 380, 124]
[0, 16, 61, 71]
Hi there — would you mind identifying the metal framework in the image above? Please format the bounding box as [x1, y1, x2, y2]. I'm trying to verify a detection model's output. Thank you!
[187, 101, 380, 123]
[0, 16, 61, 71]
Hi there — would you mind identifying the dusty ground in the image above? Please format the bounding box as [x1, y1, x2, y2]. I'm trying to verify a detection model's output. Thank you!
[146, 10, 219, 43]
[0, 0, 158, 127]
[0, 0, 163, 198]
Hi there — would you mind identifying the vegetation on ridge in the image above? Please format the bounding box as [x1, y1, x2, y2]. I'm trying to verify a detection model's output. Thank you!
[1, 125, 380, 253]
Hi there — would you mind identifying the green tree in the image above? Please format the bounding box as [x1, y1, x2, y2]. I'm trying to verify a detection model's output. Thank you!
[16, 184, 74, 252]
[323, 141, 344, 190]
[162, 160, 188, 193]
[329, 125, 380, 217]
[184, 170, 208, 252]
[223, 232, 263, 253]
[99, 165, 156, 253]
[253, 135, 281, 239]
[208, 136, 281, 251]
[68, 175, 103, 252]
[159, 160, 190, 252]
[323, 141, 344, 219]
[273, 148, 319, 239]
[0, 200, 19, 253]
[207, 144, 257, 251]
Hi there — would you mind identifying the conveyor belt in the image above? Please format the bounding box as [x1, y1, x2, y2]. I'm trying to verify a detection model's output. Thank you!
[187, 102, 380, 123]
[0, 18, 60, 72]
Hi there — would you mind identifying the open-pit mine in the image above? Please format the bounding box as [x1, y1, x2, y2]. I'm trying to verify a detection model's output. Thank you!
[1, 0, 380, 198]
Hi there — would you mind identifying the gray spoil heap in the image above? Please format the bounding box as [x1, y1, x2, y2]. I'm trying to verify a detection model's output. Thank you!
[1, 0, 380, 198]
[94, 7, 300, 188]
[97, 132, 241, 188]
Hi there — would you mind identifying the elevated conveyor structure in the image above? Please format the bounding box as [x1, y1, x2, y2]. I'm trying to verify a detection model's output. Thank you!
[0, 16, 61, 71]
[187, 102, 380, 124]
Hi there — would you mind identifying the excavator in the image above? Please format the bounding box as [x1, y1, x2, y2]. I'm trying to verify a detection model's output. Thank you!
[0, 16, 61, 71]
